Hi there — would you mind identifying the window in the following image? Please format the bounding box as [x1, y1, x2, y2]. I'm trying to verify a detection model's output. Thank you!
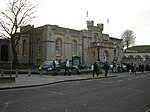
[55, 39, 62, 56]
[22, 40, 27, 56]
[94, 33, 99, 42]
[72, 40, 77, 56]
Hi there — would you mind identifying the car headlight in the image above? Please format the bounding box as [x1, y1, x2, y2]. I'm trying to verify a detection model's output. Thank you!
[47, 67, 53, 70]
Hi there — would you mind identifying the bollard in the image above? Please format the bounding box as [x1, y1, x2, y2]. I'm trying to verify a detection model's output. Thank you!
[15, 69, 18, 78]
[40, 70, 43, 76]
[28, 68, 31, 77]
[10, 69, 12, 77]
[1, 69, 4, 77]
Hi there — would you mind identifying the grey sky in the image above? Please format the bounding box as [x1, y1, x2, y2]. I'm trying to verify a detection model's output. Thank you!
[0, 0, 150, 45]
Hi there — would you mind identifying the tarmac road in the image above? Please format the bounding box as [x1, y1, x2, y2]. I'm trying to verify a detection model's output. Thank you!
[0, 72, 150, 112]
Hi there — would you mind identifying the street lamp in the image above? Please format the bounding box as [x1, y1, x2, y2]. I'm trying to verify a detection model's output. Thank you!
[114, 44, 117, 60]
[97, 42, 100, 61]
[113, 43, 117, 73]
[96, 41, 102, 74]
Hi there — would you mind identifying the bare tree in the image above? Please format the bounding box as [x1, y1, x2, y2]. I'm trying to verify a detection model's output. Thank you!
[0, 0, 37, 65]
[121, 30, 136, 48]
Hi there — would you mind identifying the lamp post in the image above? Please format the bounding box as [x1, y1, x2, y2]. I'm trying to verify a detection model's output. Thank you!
[96, 42, 102, 74]
[113, 44, 117, 72]
[114, 44, 117, 60]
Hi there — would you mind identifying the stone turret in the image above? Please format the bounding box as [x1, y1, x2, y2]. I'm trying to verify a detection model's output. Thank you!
[97, 23, 104, 32]
[87, 20, 94, 30]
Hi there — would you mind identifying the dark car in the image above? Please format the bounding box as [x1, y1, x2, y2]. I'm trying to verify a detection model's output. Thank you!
[39, 61, 60, 71]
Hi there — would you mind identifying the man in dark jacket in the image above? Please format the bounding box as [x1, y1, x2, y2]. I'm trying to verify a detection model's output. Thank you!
[93, 62, 99, 77]
[103, 61, 109, 77]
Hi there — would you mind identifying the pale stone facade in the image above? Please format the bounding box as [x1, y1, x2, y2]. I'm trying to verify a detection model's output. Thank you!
[17, 20, 123, 67]
[122, 47, 150, 65]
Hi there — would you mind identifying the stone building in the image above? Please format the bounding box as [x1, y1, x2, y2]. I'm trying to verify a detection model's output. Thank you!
[122, 45, 150, 65]
[16, 20, 123, 67]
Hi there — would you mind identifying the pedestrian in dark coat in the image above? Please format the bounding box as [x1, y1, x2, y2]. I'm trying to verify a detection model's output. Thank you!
[103, 61, 109, 77]
[141, 64, 144, 73]
[93, 62, 99, 77]
[53, 61, 56, 75]
[130, 63, 134, 75]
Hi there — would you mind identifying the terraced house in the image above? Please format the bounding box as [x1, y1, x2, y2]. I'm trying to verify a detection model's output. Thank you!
[13, 20, 123, 67]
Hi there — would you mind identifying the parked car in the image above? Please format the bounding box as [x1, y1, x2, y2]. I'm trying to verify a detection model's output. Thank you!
[109, 63, 127, 72]
[39, 61, 60, 71]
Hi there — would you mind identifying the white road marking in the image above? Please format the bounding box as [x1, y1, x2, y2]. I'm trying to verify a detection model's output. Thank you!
[1, 102, 10, 112]
[51, 91, 65, 95]
[145, 108, 150, 112]
[100, 81, 114, 83]
[116, 80, 124, 82]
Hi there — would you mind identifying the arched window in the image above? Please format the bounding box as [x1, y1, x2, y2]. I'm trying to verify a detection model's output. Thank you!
[37, 38, 41, 55]
[22, 40, 27, 56]
[71, 40, 77, 56]
[144, 55, 149, 59]
[122, 55, 127, 59]
[55, 38, 62, 56]
[128, 55, 134, 60]
[1, 45, 8, 61]
[135, 55, 142, 59]
[94, 33, 99, 42]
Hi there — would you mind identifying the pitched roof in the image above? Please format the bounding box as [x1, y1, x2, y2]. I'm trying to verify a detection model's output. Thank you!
[126, 45, 150, 53]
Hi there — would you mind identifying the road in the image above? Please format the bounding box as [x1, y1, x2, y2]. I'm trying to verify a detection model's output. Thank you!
[0, 73, 150, 112]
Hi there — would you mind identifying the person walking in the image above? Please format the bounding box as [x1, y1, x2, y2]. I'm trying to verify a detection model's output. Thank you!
[65, 59, 70, 76]
[130, 63, 135, 75]
[52, 60, 56, 75]
[103, 61, 109, 77]
[134, 64, 138, 75]
[141, 64, 144, 73]
[92, 62, 99, 77]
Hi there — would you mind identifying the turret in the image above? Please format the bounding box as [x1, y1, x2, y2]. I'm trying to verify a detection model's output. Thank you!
[87, 20, 94, 30]
[97, 23, 104, 32]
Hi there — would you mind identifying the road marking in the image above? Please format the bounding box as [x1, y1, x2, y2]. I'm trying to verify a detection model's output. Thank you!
[1, 102, 10, 112]
[51, 91, 65, 95]
[100, 81, 114, 83]
[116, 80, 124, 82]
[145, 108, 150, 112]
[127, 78, 133, 80]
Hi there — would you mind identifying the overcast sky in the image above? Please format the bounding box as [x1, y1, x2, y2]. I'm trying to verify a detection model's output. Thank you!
[1, 0, 150, 45]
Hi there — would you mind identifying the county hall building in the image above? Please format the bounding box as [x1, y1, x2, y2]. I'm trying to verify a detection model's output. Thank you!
[14, 20, 123, 67]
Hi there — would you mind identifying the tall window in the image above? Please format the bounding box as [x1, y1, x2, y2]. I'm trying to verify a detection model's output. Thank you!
[22, 40, 27, 56]
[55, 39, 62, 56]
[72, 40, 77, 56]
[94, 33, 99, 42]
[37, 38, 41, 55]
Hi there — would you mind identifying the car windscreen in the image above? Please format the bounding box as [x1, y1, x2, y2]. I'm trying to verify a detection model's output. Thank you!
[42, 61, 53, 67]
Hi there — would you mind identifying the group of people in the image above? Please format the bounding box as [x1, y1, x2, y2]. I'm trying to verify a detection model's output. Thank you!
[92, 61, 109, 77]
[64, 59, 148, 77]
[127, 63, 145, 75]
[64, 59, 110, 77]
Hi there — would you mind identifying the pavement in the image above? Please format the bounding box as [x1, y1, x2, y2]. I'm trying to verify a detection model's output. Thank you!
[0, 70, 143, 90]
